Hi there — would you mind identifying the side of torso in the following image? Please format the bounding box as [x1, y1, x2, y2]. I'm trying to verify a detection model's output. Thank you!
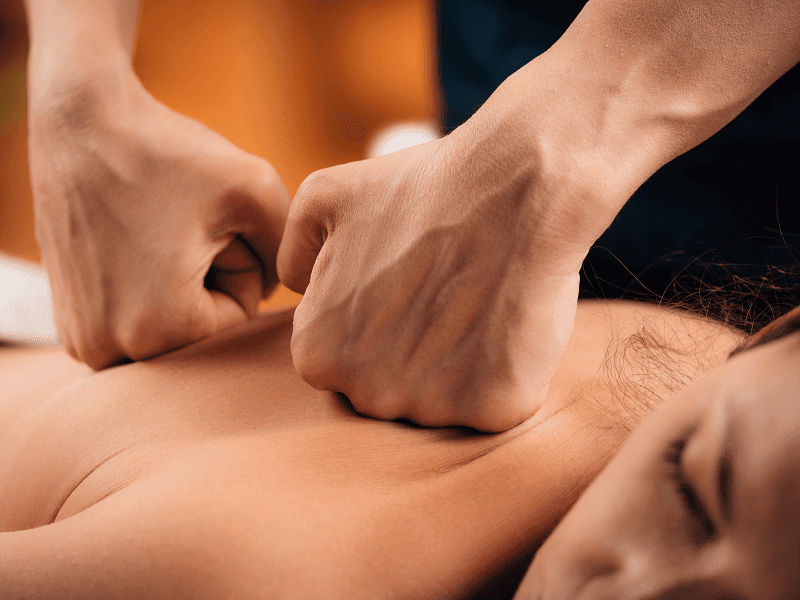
[0, 302, 741, 598]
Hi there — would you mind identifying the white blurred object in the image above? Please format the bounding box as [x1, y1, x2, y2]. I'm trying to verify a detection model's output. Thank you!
[0, 254, 59, 345]
[366, 121, 440, 158]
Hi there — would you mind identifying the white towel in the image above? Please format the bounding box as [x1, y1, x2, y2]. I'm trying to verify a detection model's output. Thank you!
[0, 254, 59, 345]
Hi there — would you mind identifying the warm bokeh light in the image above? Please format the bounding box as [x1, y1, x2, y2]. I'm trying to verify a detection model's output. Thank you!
[0, 0, 438, 310]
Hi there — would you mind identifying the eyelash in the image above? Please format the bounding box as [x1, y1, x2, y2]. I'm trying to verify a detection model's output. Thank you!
[664, 439, 717, 542]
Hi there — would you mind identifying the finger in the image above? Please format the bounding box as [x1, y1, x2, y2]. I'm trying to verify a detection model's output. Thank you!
[82, 335, 128, 370]
[205, 236, 264, 319]
[207, 290, 250, 332]
[276, 171, 337, 294]
[45, 257, 127, 370]
[211, 235, 262, 272]
[214, 158, 290, 297]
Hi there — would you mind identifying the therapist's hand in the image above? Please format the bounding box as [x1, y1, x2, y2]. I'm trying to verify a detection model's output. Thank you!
[283, 0, 800, 431]
[278, 86, 600, 432]
[28, 63, 289, 369]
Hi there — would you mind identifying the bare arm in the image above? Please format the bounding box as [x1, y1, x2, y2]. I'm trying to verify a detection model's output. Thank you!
[511, 0, 800, 244]
[278, 0, 800, 431]
[24, 0, 139, 50]
[24, 0, 139, 93]
[22, 0, 289, 369]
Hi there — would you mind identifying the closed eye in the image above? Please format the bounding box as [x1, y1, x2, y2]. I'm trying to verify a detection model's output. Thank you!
[664, 439, 717, 543]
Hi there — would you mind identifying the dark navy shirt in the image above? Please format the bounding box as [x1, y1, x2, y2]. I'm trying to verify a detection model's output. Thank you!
[438, 0, 800, 301]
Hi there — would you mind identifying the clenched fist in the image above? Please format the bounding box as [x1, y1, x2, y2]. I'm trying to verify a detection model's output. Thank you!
[28, 60, 289, 368]
[278, 86, 595, 432]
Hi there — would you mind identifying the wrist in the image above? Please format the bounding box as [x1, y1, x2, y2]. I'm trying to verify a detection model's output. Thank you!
[26, 0, 139, 110]
[25, 0, 139, 56]
[455, 0, 800, 258]
[27, 41, 141, 134]
[451, 65, 643, 264]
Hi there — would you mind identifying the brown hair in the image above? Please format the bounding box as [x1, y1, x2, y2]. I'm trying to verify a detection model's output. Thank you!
[728, 303, 800, 358]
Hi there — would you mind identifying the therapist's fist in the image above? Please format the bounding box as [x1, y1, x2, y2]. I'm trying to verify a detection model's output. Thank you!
[278, 119, 588, 432]
[28, 68, 289, 369]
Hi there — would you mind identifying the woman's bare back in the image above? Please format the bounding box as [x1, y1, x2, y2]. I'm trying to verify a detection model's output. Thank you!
[0, 301, 740, 599]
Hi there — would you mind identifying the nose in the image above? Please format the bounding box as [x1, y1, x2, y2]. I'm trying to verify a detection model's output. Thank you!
[571, 544, 675, 600]
[582, 555, 693, 600]
[572, 543, 622, 587]
[539, 544, 623, 600]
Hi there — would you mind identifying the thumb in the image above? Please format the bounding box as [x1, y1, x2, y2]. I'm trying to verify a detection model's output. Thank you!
[190, 236, 259, 339]
[216, 157, 291, 297]
[202, 154, 291, 314]
[205, 236, 265, 320]
[276, 173, 337, 294]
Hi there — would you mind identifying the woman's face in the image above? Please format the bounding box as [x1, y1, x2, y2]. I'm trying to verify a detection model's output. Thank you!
[516, 332, 800, 600]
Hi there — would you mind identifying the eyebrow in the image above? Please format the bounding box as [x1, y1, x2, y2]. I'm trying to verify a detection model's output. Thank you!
[717, 413, 735, 523]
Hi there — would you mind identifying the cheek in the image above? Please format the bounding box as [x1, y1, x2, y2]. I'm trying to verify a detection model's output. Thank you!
[520, 390, 706, 595]
[522, 440, 673, 593]
[518, 474, 634, 595]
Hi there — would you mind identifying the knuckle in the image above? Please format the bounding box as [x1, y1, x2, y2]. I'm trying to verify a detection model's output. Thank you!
[292, 169, 341, 223]
[60, 336, 80, 363]
[275, 252, 300, 294]
[115, 305, 185, 362]
[83, 349, 115, 371]
[290, 327, 331, 391]
[294, 170, 328, 203]
[289, 308, 358, 396]
[291, 344, 330, 392]
[245, 159, 292, 216]
[263, 174, 291, 221]
[471, 396, 532, 433]
[258, 161, 287, 195]
[403, 401, 448, 429]
[80, 327, 122, 370]
[348, 382, 407, 423]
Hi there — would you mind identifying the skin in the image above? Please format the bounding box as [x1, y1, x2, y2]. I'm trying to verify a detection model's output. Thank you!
[25, 0, 289, 368]
[25, 0, 800, 431]
[277, 0, 800, 431]
[515, 323, 800, 599]
[0, 299, 740, 599]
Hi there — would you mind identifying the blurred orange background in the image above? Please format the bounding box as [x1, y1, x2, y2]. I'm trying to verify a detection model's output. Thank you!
[0, 0, 438, 308]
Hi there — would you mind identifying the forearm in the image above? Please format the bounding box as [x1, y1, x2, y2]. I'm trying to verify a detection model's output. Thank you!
[24, 0, 140, 102]
[557, 0, 800, 168]
[458, 0, 800, 255]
